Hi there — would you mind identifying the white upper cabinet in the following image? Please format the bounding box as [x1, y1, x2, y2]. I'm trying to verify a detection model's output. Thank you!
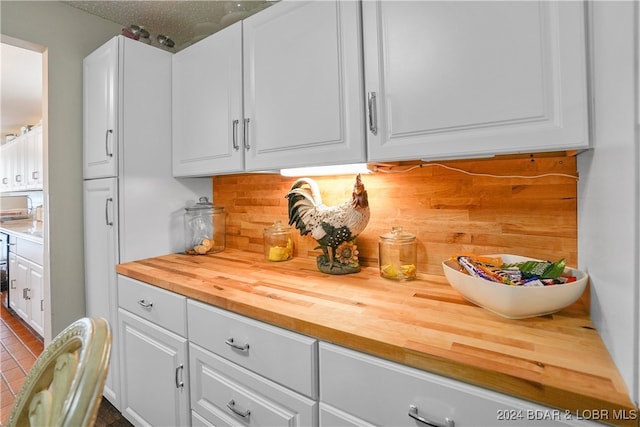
[83, 37, 118, 179]
[0, 126, 43, 192]
[25, 126, 43, 189]
[172, 22, 244, 177]
[242, 0, 365, 171]
[363, 1, 589, 162]
[172, 0, 366, 177]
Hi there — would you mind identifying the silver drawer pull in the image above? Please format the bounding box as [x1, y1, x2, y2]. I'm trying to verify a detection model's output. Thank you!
[367, 91, 378, 135]
[243, 118, 250, 150]
[232, 119, 240, 151]
[137, 299, 153, 309]
[105, 129, 114, 157]
[226, 400, 250, 418]
[175, 364, 184, 389]
[225, 337, 249, 352]
[105, 197, 114, 226]
[408, 405, 454, 427]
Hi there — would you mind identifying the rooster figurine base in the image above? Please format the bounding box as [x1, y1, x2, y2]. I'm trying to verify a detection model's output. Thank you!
[286, 174, 370, 275]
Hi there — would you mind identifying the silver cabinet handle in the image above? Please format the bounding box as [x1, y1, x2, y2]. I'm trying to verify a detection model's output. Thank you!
[232, 119, 240, 151]
[408, 405, 454, 427]
[137, 299, 153, 308]
[225, 337, 249, 352]
[10, 279, 16, 290]
[41, 299, 44, 311]
[15, 174, 22, 183]
[31, 171, 39, 180]
[2, 177, 8, 184]
[105, 129, 114, 157]
[175, 364, 184, 389]
[226, 400, 250, 418]
[367, 92, 378, 135]
[105, 197, 113, 226]
[243, 118, 250, 150]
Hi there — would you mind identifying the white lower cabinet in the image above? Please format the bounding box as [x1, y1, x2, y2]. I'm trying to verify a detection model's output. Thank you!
[112, 280, 603, 427]
[8, 237, 44, 337]
[187, 299, 319, 426]
[189, 343, 317, 426]
[118, 276, 190, 427]
[319, 342, 600, 427]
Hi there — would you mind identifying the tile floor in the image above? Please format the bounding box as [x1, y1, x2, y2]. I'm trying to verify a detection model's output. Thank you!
[0, 292, 131, 426]
[1, 292, 44, 425]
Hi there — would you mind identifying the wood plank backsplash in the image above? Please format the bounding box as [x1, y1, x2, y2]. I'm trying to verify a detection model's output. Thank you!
[213, 154, 578, 277]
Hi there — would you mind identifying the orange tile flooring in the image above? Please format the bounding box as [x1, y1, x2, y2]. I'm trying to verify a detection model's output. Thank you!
[0, 292, 44, 425]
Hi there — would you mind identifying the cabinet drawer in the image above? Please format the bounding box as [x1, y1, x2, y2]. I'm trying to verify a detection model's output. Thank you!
[15, 237, 43, 265]
[190, 343, 317, 427]
[320, 343, 594, 427]
[118, 275, 187, 336]
[187, 299, 318, 398]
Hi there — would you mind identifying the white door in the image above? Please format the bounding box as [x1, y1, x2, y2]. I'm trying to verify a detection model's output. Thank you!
[0, 144, 9, 191]
[119, 309, 190, 427]
[83, 37, 118, 179]
[9, 139, 26, 190]
[14, 256, 29, 321]
[243, 0, 366, 171]
[83, 177, 120, 407]
[363, 1, 589, 162]
[25, 127, 43, 189]
[172, 21, 244, 177]
[8, 252, 19, 311]
[27, 262, 44, 336]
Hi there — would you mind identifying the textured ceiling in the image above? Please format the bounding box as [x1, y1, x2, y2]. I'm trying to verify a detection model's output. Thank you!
[2, 1, 275, 140]
[62, 1, 275, 51]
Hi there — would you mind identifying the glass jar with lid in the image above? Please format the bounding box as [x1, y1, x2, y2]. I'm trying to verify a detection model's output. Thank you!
[379, 226, 417, 280]
[263, 220, 293, 261]
[184, 197, 225, 255]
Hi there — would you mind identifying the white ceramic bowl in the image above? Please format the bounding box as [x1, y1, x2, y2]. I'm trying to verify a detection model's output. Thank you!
[442, 254, 588, 319]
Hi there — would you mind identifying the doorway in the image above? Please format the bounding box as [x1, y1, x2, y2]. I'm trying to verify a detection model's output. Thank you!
[0, 38, 49, 343]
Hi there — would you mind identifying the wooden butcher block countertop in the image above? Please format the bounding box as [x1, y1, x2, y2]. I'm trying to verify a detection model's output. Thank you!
[116, 249, 637, 426]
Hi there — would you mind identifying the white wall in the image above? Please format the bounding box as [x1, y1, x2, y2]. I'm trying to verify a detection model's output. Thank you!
[578, 1, 639, 404]
[1, 1, 121, 340]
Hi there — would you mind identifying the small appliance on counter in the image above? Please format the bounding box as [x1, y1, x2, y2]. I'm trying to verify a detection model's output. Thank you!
[184, 197, 225, 255]
[0, 196, 31, 222]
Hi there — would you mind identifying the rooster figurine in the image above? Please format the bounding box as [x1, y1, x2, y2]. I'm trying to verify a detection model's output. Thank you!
[286, 174, 370, 274]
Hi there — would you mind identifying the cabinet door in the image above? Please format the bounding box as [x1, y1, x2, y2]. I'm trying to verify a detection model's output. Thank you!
[364, 1, 589, 162]
[13, 256, 29, 321]
[190, 343, 317, 427]
[172, 22, 244, 177]
[243, 0, 366, 171]
[25, 127, 43, 189]
[320, 343, 597, 427]
[83, 37, 118, 179]
[26, 262, 44, 336]
[26, 262, 44, 337]
[83, 177, 120, 407]
[119, 309, 190, 427]
[0, 143, 10, 191]
[8, 252, 19, 311]
[9, 138, 26, 190]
